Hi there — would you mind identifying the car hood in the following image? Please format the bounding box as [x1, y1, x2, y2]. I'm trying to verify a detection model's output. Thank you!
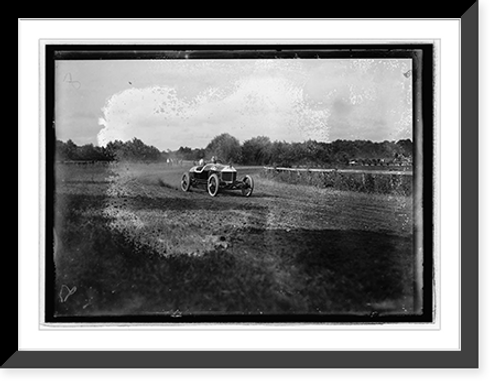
[189, 163, 237, 173]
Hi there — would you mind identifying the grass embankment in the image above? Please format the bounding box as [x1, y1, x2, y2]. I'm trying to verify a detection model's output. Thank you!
[263, 167, 413, 196]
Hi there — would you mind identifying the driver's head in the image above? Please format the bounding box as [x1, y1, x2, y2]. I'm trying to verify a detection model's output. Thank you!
[211, 156, 216, 163]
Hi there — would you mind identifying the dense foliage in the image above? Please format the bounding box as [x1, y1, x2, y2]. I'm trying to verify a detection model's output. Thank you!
[55, 135, 412, 167]
[55, 138, 163, 162]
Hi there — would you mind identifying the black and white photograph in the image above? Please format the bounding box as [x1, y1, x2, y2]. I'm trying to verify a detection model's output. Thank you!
[45, 44, 434, 323]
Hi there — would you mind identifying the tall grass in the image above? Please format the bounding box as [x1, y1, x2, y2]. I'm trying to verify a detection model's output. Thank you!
[53, 192, 294, 317]
[263, 168, 413, 196]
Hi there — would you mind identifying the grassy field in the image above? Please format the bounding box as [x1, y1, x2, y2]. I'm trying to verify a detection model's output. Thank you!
[52, 162, 415, 319]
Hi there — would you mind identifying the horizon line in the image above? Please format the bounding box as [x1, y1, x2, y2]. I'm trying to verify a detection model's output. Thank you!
[55, 136, 413, 151]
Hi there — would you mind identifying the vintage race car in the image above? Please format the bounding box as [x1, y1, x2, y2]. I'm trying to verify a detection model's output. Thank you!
[180, 163, 254, 197]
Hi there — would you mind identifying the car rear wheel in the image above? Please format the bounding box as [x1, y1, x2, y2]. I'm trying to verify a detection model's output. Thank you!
[180, 172, 191, 192]
[241, 175, 254, 197]
[207, 173, 219, 197]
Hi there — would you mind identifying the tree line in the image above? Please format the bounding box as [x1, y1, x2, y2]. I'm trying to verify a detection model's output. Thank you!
[194, 133, 412, 168]
[55, 138, 163, 163]
[55, 134, 412, 167]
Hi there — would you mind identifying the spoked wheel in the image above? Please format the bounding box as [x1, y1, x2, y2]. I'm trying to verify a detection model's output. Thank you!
[180, 172, 191, 192]
[241, 175, 254, 197]
[207, 173, 219, 197]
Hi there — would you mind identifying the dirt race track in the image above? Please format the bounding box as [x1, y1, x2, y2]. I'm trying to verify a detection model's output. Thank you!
[53, 162, 416, 318]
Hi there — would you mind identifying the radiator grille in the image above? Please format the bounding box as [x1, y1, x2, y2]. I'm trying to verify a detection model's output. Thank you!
[221, 172, 236, 182]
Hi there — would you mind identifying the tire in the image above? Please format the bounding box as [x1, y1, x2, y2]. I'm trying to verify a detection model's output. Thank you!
[180, 172, 191, 192]
[241, 175, 254, 197]
[207, 173, 220, 197]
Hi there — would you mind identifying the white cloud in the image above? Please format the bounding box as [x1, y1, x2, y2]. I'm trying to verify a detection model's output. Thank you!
[97, 74, 316, 149]
[95, 59, 413, 150]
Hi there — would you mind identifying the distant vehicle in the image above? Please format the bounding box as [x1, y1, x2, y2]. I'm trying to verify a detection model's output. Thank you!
[180, 162, 254, 197]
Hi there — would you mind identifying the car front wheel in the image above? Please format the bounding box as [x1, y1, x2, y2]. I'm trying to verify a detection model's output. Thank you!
[207, 173, 219, 197]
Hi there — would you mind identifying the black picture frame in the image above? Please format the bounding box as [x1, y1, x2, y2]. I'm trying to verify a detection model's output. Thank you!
[9, 9, 478, 368]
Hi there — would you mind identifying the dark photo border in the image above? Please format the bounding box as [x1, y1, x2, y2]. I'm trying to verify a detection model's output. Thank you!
[43, 43, 432, 325]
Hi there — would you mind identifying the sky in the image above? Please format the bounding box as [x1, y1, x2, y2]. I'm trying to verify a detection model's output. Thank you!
[55, 58, 412, 151]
